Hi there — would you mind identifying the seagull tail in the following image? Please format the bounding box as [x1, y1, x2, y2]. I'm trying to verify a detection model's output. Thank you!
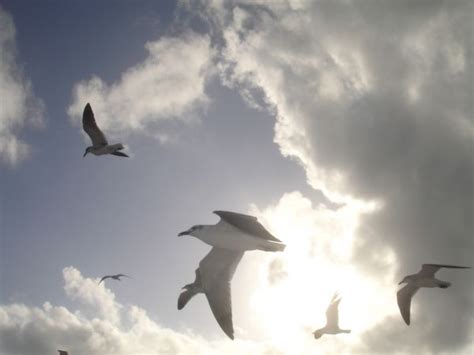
[259, 242, 286, 252]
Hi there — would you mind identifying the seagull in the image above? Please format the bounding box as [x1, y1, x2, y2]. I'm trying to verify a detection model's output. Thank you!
[82, 103, 128, 157]
[98, 273, 131, 284]
[58, 351, 68, 355]
[178, 247, 243, 339]
[313, 293, 351, 339]
[178, 210, 286, 252]
[397, 263, 471, 325]
[178, 210, 285, 339]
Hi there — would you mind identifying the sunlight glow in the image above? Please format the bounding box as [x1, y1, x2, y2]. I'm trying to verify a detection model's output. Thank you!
[246, 192, 398, 354]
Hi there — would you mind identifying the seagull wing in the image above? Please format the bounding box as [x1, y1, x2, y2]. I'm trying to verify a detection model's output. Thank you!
[99, 275, 110, 284]
[199, 247, 244, 340]
[325, 293, 341, 328]
[82, 103, 108, 146]
[418, 264, 471, 278]
[213, 210, 282, 242]
[397, 283, 419, 325]
[117, 274, 131, 279]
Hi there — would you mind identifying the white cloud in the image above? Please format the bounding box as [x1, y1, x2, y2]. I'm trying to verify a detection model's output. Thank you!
[68, 32, 214, 143]
[0, 6, 44, 165]
[0, 266, 279, 355]
[196, 0, 473, 353]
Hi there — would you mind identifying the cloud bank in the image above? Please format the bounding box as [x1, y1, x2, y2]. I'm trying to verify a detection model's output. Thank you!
[68, 32, 213, 143]
[0, 266, 279, 355]
[0, 6, 44, 165]
[195, 0, 473, 353]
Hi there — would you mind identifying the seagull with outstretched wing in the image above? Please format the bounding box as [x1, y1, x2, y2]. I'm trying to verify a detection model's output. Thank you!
[397, 263, 471, 325]
[177, 210, 285, 339]
[313, 293, 351, 339]
[98, 273, 131, 284]
[82, 103, 128, 158]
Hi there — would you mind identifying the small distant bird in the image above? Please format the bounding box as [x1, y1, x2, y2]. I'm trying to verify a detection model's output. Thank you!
[313, 293, 351, 339]
[82, 103, 128, 157]
[178, 248, 243, 339]
[58, 351, 68, 355]
[397, 263, 471, 325]
[98, 274, 131, 284]
[178, 210, 285, 340]
[178, 210, 286, 252]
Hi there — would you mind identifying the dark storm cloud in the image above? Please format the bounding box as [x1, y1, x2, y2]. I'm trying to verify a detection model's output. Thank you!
[199, 0, 473, 352]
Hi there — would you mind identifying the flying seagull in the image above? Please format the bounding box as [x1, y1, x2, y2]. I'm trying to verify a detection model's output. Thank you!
[58, 351, 68, 355]
[313, 293, 351, 339]
[178, 210, 285, 339]
[98, 274, 131, 284]
[82, 103, 128, 157]
[178, 210, 286, 252]
[178, 247, 243, 339]
[397, 263, 471, 325]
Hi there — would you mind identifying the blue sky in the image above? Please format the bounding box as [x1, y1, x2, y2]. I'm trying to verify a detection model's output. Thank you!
[0, 1, 472, 354]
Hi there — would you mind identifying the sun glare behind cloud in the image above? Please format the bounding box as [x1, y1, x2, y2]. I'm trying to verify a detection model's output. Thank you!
[246, 192, 399, 353]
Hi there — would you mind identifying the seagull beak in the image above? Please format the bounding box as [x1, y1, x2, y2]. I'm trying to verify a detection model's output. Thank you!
[178, 230, 189, 237]
[83, 151, 88, 158]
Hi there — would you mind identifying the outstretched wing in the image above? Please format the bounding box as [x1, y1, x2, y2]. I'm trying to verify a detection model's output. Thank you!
[418, 264, 471, 278]
[117, 274, 131, 279]
[98, 275, 110, 284]
[397, 283, 419, 325]
[82, 103, 108, 146]
[199, 247, 244, 340]
[213, 210, 282, 242]
[325, 293, 341, 328]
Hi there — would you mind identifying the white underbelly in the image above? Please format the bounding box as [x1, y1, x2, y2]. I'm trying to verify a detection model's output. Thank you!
[200, 229, 263, 251]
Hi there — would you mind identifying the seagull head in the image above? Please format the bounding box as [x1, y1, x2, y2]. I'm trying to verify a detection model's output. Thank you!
[178, 225, 205, 238]
[83, 146, 92, 157]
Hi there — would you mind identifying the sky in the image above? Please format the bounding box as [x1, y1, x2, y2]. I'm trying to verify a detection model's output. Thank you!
[0, 0, 472, 354]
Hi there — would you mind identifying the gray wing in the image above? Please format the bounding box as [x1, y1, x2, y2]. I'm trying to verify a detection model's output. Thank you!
[99, 275, 111, 284]
[418, 264, 471, 278]
[213, 210, 282, 242]
[82, 103, 108, 146]
[325, 293, 341, 328]
[397, 283, 419, 325]
[199, 247, 244, 340]
[116, 274, 131, 279]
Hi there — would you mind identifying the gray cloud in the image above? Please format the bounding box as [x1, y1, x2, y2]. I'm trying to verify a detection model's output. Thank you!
[0, 6, 45, 165]
[198, 0, 473, 353]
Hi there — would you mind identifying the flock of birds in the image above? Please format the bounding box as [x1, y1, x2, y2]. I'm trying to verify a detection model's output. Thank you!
[56, 103, 470, 353]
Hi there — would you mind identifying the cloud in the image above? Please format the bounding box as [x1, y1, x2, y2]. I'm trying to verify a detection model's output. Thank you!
[68, 32, 214, 144]
[0, 266, 281, 355]
[196, 0, 473, 353]
[0, 6, 45, 165]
